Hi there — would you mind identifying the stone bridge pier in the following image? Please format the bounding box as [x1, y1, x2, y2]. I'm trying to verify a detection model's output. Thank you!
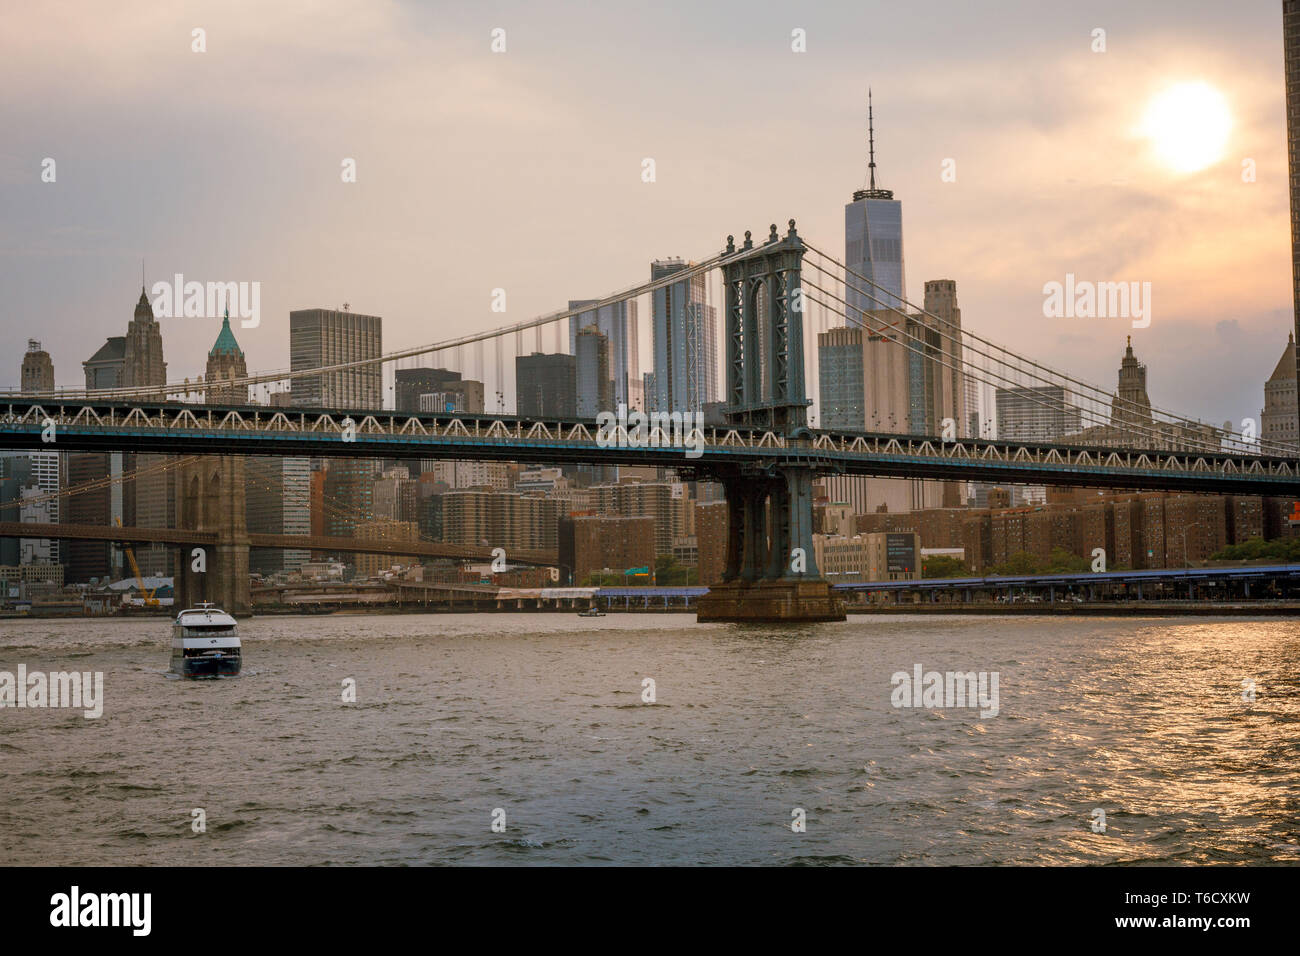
[174, 456, 250, 616]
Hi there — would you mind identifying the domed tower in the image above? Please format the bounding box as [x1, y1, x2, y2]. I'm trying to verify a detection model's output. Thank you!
[205, 303, 248, 405]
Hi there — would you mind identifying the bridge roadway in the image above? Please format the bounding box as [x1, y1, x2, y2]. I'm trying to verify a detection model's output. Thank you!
[0, 522, 558, 567]
[2, 399, 1299, 495]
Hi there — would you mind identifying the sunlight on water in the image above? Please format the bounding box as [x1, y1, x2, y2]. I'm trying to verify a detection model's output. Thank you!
[1, 613, 1297, 865]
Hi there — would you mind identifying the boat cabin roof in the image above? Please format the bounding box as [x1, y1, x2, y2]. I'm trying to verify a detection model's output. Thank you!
[175, 605, 237, 628]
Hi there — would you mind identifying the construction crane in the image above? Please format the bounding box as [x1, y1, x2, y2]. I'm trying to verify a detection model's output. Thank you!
[116, 517, 159, 607]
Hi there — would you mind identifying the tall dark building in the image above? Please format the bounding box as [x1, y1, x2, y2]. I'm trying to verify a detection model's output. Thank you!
[515, 352, 577, 418]
[1286, 1, 1300, 431]
[63, 453, 113, 583]
[568, 298, 641, 410]
[245, 457, 310, 576]
[0, 469, 23, 566]
[394, 367, 484, 414]
[322, 459, 377, 538]
[575, 326, 613, 417]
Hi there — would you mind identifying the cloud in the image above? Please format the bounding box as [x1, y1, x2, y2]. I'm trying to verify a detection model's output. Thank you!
[0, 0, 1291, 432]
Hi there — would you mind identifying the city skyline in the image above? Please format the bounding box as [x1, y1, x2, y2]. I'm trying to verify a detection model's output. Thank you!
[8, 1, 1300, 888]
[2, 0, 1295, 434]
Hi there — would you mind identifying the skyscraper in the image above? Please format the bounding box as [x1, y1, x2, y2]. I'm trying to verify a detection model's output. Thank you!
[245, 456, 310, 576]
[291, 308, 382, 551]
[995, 386, 1081, 443]
[123, 287, 167, 389]
[575, 325, 613, 417]
[964, 373, 984, 439]
[1261, 331, 1298, 449]
[1111, 335, 1153, 431]
[817, 92, 923, 515]
[122, 288, 171, 577]
[0, 453, 59, 567]
[323, 458, 378, 538]
[845, 91, 906, 318]
[21, 341, 53, 393]
[920, 280, 966, 438]
[289, 308, 383, 409]
[83, 337, 126, 389]
[78, 337, 127, 576]
[1064, 340, 1219, 452]
[63, 453, 117, 582]
[817, 327, 869, 431]
[648, 259, 717, 413]
[394, 367, 484, 414]
[818, 325, 909, 433]
[1284, 1, 1300, 429]
[568, 299, 640, 410]
[515, 352, 577, 418]
[11, 345, 60, 565]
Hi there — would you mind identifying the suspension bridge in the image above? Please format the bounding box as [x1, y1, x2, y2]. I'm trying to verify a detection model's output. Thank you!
[3, 219, 1296, 621]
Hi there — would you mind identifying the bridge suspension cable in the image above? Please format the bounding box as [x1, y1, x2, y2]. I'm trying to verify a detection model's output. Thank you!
[799, 276, 1223, 456]
[5, 454, 203, 509]
[802, 245, 1278, 456]
[802, 276, 1242, 457]
[9, 253, 727, 403]
[798, 265, 1226, 455]
[805, 242, 1273, 454]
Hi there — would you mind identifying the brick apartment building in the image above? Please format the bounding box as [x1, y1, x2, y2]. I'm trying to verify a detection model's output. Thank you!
[561, 515, 655, 584]
[852, 491, 1287, 573]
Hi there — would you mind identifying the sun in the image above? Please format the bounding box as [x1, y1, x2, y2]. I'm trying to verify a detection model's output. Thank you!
[1140, 82, 1232, 174]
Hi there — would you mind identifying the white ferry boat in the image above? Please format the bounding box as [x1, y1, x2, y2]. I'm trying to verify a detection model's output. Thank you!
[170, 603, 241, 678]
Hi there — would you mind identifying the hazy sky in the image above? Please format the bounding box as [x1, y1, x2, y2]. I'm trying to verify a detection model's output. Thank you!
[2, 0, 1295, 428]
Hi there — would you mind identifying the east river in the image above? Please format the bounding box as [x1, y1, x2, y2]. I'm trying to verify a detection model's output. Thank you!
[2, 613, 1298, 865]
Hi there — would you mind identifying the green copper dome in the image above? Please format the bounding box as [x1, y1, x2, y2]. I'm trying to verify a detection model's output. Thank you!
[209, 310, 243, 357]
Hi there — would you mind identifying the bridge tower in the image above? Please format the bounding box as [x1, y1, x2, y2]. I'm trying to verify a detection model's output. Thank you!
[175, 457, 250, 615]
[696, 220, 845, 623]
[173, 307, 252, 614]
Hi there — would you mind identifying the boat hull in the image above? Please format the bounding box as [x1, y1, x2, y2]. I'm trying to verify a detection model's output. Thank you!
[171, 653, 241, 679]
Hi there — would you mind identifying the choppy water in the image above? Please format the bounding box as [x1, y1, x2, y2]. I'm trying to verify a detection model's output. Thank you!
[1, 612, 1298, 865]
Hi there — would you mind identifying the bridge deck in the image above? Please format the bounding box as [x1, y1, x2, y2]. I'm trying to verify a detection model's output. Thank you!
[2, 400, 1297, 495]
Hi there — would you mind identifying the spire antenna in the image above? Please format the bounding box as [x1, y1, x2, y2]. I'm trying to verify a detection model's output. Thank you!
[853, 89, 893, 202]
[868, 88, 876, 191]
